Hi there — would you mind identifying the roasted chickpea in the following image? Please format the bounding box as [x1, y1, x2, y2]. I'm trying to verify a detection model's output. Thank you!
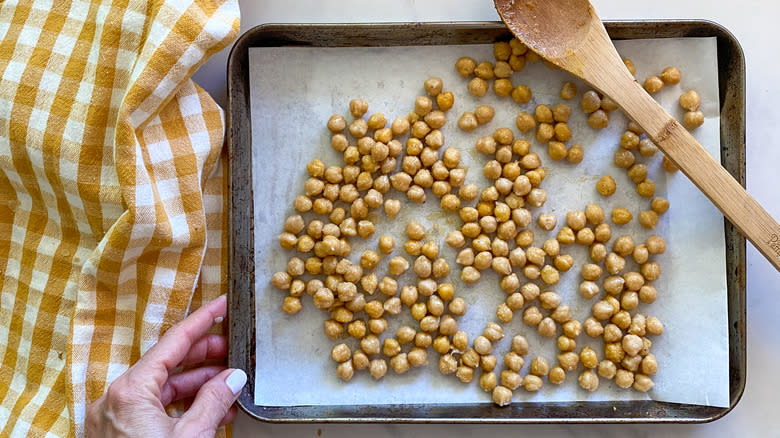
[511, 84, 532, 104]
[679, 90, 701, 111]
[643, 75, 664, 93]
[587, 110, 609, 129]
[596, 175, 616, 197]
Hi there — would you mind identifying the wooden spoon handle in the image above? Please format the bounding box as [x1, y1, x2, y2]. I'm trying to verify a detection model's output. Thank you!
[618, 80, 780, 270]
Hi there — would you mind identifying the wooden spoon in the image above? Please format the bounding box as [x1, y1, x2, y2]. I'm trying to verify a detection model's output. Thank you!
[495, 0, 780, 271]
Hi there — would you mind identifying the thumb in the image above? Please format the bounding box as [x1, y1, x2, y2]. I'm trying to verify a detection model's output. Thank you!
[177, 368, 246, 435]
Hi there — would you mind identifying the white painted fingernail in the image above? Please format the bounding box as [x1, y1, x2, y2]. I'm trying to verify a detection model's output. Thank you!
[214, 316, 224, 324]
[225, 368, 247, 395]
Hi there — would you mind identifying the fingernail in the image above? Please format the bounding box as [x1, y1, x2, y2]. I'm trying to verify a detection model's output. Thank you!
[214, 316, 224, 324]
[225, 368, 247, 395]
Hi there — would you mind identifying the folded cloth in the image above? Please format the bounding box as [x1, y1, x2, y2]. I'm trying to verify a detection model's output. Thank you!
[0, 0, 239, 435]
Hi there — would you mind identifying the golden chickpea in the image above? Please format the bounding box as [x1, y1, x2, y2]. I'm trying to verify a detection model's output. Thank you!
[551, 305, 571, 323]
[632, 373, 654, 392]
[565, 144, 583, 164]
[448, 297, 467, 317]
[554, 123, 572, 142]
[622, 271, 645, 292]
[610, 208, 632, 225]
[547, 141, 567, 161]
[556, 227, 575, 245]
[596, 175, 616, 197]
[641, 261, 661, 282]
[514, 112, 536, 135]
[643, 75, 664, 93]
[659, 66, 681, 84]
[557, 335, 576, 352]
[522, 306, 543, 326]
[646, 316, 664, 335]
[429, 89, 452, 111]
[536, 123, 554, 143]
[579, 318, 602, 339]
[587, 109, 609, 129]
[460, 266, 481, 283]
[683, 110, 705, 130]
[614, 148, 635, 169]
[537, 317, 556, 338]
[578, 369, 599, 392]
[591, 299, 614, 321]
[334, 360, 355, 382]
[526, 188, 547, 207]
[601, 276, 624, 296]
[579, 280, 600, 300]
[281, 296, 302, 315]
[518, 284, 540, 305]
[575, 228, 595, 246]
[583, 244, 604, 264]
[679, 90, 701, 111]
[444, 331, 467, 352]
[516, 229, 535, 248]
[603, 252, 624, 275]
[522, 375, 543, 392]
[590, 225, 609, 246]
[601, 96, 619, 111]
[559, 81, 577, 100]
[581, 90, 601, 113]
[511, 84, 533, 104]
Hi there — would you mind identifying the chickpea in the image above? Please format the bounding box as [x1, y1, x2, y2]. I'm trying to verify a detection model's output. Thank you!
[449, 297, 467, 317]
[586, 243, 605, 263]
[587, 110, 609, 129]
[596, 175, 616, 197]
[461, 266, 481, 283]
[545, 141, 566, 161]
[610, 208, 632, 226]
[632, 373, 654, 392]
[523, 306, 543, 326]
[603, 276, 625, 296]
[641, 261, 662, 281]
[557, 335, 576, 352]
[646, 317, 664, 335]
[679, 90, 701, 111]
[437, 282, 455, 301]
[637, 210, 658, 230]
[446, 331, 468, 352]
[578, 369, 599, 392]
[515, 112, 536, 133]
[614, 148, 635, 169]
[537, 317, 556, 337]
[603, 252, 625, 275]
[627, 163, 648, 185]
[581, 90, 601, 113]
[581, 318, 602, 339]
[579, 281, 600, 300]
[567, 144, 584, 164]
[683, 110, 705, 130]
[637, 138, 657, 157]
[311, 287, 334, 310]
[551, 305, 571, 323]
[593, 223, 611, 243]
[435, 90, 454, 111]
[281, 296, 302, 315]
[643, 75, 664, 93]
[432, 335, 450, 354]
[520, 282, 540, 303]
[536, 123, 554, 143]
[556, 227, 575, 245]
[435, 354, 457, 376]
[526, 188, 547, 207]
[511, 84, 533, 104]
[592, 300, 614, 321]
[522, 375, 543, 392]
[557, 81, 577, 100]
[620, 272, 643, 292]
[553, 254, 574, 272]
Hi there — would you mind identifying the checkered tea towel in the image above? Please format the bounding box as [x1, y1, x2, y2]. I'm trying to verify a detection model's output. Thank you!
[0, 0, 240, 435]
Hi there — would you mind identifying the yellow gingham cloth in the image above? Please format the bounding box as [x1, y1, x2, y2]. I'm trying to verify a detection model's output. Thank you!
[0, 0, 240, 436]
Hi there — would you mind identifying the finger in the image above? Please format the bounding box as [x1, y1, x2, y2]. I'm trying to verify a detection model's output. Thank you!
[178, 368, 246, 435]
[160, 365, 227, 406]
[219, 405, 238, 426]
[139, 295, 227, 372]
[178, 334, 228, 368]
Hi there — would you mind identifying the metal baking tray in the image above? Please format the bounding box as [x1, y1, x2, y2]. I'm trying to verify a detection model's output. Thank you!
[227, 21, 746, 423]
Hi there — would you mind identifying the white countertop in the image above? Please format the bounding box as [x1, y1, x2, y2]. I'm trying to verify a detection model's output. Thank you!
[194, 1, 780, 435]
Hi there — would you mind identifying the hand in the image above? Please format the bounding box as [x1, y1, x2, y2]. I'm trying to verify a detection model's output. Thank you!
[86, 295, 246, 438]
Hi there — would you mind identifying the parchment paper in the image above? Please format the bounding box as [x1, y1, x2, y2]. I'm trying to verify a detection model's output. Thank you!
[249, 37, 729, 409]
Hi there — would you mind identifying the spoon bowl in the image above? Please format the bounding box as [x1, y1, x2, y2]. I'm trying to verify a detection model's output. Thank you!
[495, 0, 780, 271]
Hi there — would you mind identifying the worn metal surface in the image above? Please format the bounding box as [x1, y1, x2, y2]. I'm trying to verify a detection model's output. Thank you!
[227, 21, 746, 423]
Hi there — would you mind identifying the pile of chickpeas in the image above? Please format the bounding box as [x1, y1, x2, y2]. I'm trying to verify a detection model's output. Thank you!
[272, 37, 693, 406]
